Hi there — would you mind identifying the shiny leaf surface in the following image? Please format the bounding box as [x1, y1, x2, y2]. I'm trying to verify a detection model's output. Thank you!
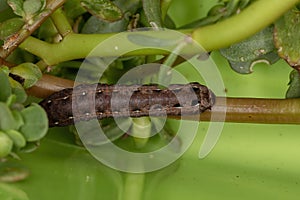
[220, 26, 279, 74]
[81, 0, 123, 22]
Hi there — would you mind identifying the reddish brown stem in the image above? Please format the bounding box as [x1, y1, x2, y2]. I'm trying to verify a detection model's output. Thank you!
[0, 0, 65, 59]
[170, 97, 300, 124]
[26, 74, 74, 98]
[28, 75, 300, 124]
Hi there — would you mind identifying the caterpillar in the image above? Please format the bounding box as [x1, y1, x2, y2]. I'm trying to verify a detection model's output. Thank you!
[39, 82, 215, 127]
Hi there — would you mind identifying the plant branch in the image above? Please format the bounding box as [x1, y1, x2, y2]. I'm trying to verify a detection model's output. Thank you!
[0, 0, 66, 60]
[20, 33, 115, 65]
[18, 0, 299, 65]
[26, 74, 74, 98]
[50, 7, 73, 36]
[122, 173, 145, 200]
[27, 75, 300, 125]
[170, 97, 300, 125]
[192, 0, 300, 50]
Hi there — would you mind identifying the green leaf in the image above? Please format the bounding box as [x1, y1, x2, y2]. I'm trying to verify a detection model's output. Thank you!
[0, 102, 17, 131]
[64, 0, 87, 19]
[5, 48, 36, 65]
[7, 0, 46, 22]
[113, 0, 141, 15]
[180, 0, 251, 29]
[81, 0, 123, 22]
[0, 183, 29, 200]
[81, 15, 129, 34]
[19, 141, 39, 153]
[19, 103, 48, 142]
[37, 19, 59, 42]
[0, 18, 24, 40]
[12, 88, 27, 105]
[220, 26, 279, 74]
[5, 129, 26, 149]
[142, 0, 162, 27]
[0, 70, 12, 102]
[223, 0, 240, 18]
[0, 132, 13, 158]
[11, 110, 24, 130]
[180, 12, 224, 29]
[0, 2, 16, 22]
[8, 78, 27, 104]
[10, 63, 42, 89]
[23, 0, 45, 20]
[0, 66, 10, 75]
[7, 0, 25, 18]
[5, 94, 17, 107]
[274, 8, 300, 67]
[164, 14, 176, 29]
[161, 0, 172, 22]
[286, 70, 300, 98]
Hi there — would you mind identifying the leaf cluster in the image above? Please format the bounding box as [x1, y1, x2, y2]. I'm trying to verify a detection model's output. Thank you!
[0, 0, 299, 157]
[0, 66, 47, 158]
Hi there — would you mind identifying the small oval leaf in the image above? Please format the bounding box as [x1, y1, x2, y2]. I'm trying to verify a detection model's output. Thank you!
[11, 110, 24, 130]
[8, 78, 27, 104]
[81, 15, 128, 34]
[19, 141, 39, 153]
[0, 18, 24, 40]
[7, 0, 25, 18]
[0, 70, 12, 102]
[5, 129, 26, 148]
[10, 63, 42, 89]
[23, 0, 44, 20]
[19, 103, 48, 142]
[0, 102, 17, 131]
[81, 0, 123, 22]
[0, 132, 13, 158]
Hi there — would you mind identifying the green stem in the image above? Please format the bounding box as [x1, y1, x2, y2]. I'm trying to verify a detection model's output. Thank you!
[169, 97, 300, 124]
[19, 0, 299, 65]
[0, 0, 66, 59]
[192, 0, 300, 51]
[131, 117, 152, 149]
[20, 33, 112, 65]
[122, 173, 145, 200]
[27, 74, 300, 125]
[19, 32, 170, 65]
[50, 8, 73, 36]
[157, 37, 189, 86]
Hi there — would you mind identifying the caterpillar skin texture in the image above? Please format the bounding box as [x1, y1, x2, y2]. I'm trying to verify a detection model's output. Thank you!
[39, 83, 215, 127]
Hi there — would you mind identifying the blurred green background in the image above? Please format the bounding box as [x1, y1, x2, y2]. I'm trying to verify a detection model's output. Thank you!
[5, 0, 300, 199]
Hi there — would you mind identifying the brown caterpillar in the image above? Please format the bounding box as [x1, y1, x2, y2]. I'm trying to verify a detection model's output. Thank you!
[39, 83, 215, 127]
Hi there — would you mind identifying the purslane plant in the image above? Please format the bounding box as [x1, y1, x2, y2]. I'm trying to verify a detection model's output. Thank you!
[0, 0, 299, 173]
